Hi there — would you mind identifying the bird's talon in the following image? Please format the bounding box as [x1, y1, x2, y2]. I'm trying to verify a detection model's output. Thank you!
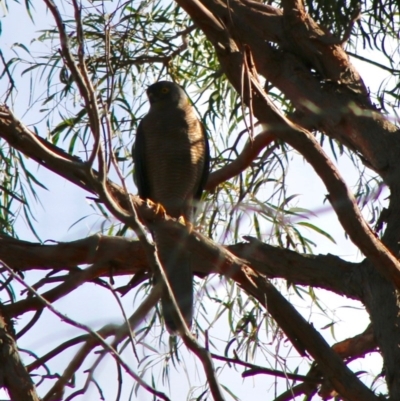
[155, 203, 166, 217]
[147, 200, 166, 217]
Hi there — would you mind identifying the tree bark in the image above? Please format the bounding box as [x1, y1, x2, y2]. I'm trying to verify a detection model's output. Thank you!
[0, 311, 40, 401]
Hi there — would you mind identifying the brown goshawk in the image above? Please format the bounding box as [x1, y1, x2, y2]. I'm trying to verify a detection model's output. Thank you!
[133, 81, 209, 333]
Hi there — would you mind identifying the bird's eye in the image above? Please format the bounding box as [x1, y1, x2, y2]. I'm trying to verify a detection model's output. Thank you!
[161, 87, 169, 94]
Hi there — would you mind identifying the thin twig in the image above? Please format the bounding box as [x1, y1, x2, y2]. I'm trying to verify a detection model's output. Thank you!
[43, 0, 102, 167]
[82, 284, 161, 398]
[211, 353, 321, 383]
[5, 262, 105, 317]
[182, 334, 226, 401]
[1, 261, 171, 401]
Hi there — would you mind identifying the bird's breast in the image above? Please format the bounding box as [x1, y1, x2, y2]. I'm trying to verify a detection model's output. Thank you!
[140, 107, 206, 218]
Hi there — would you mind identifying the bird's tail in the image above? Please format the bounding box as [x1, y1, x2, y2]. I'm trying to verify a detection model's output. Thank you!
[153, 229, 193, 334]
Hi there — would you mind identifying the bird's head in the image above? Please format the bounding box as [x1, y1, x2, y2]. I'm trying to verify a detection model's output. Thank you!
[146, 81, 189, 108]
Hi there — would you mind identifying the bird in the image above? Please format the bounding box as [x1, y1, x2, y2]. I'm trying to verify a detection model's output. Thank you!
[133, 81, 209, 333]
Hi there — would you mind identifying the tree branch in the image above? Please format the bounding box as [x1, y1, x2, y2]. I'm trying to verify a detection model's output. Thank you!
[0, 309, 40, 401]
[170, 0, 400, 291]
[4, 261, 108, 317]
[205, 128, 275, 191]
[46, 285, 161, 400]
[211, 353, 321, 383]
[0, 233, 362, 302]
[273, 382, 317, 401]
[332, 324, 377, 361]
[231, 236, 362, 299]
[27, 286, 160, 374]
[2, 263, 171, 401]
[182, 334, 225, 401]
[240, 274, 379, 401]
[43, 0, 102, 166]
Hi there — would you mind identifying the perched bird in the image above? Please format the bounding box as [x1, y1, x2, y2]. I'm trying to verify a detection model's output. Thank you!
[133, 81, 209, 333]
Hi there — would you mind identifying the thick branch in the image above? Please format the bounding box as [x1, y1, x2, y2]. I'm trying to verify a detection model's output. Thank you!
[0, 311, 40, 401]
[0, 234, 146, 273]
[196, 0, 400, 177]
[332, 324, 377, 360]
[231, 237, 362, 299]
[238, 273, 379, 401]
[0, 234, 362, 303]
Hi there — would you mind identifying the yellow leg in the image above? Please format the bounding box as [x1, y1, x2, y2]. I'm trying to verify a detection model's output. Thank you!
[146, 199, 166, 217]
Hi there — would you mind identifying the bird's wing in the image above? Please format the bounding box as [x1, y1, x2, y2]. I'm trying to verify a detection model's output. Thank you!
[194, 123, 210, 201]
[133, 121, 150, 200]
